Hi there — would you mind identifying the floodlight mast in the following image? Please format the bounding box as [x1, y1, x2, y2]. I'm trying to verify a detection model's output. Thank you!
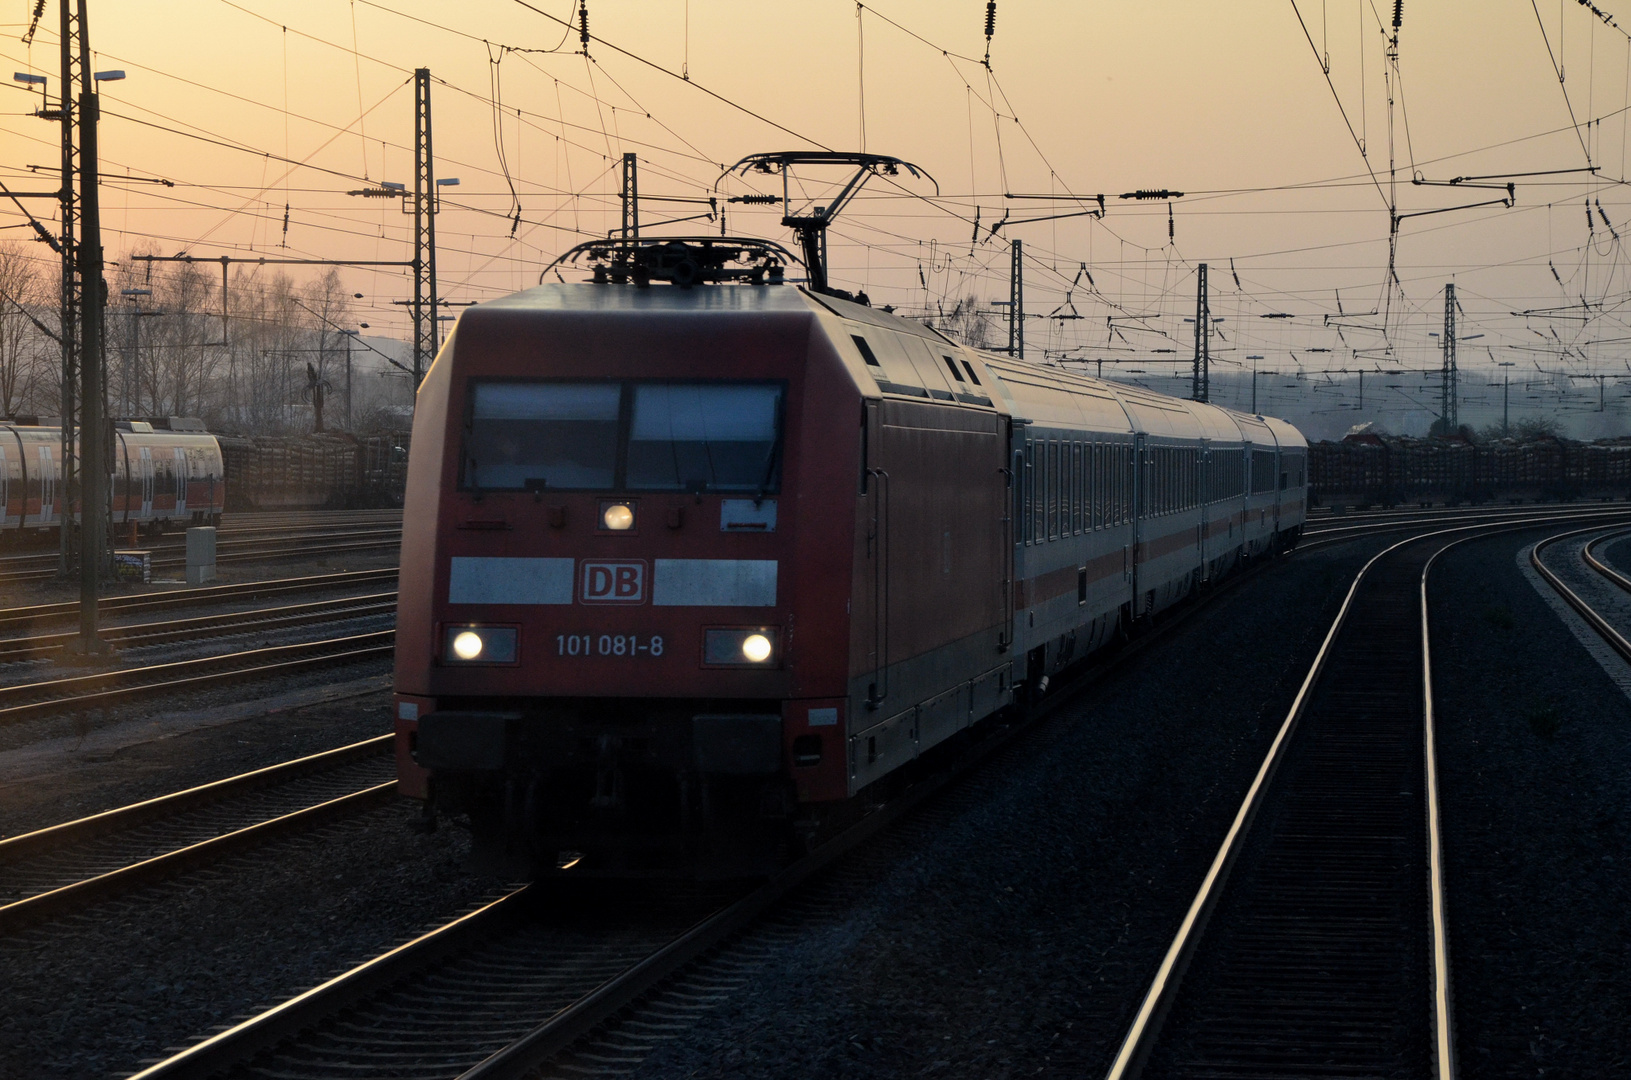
[722, 152, 936, 298]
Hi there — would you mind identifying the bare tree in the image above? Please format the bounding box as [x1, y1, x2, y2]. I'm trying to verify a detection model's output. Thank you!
[937, 294, 994, 351]
[0, 242, 55, 417]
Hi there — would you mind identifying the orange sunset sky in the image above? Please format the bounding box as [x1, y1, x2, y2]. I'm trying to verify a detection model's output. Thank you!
[3, 1, 1630, 401]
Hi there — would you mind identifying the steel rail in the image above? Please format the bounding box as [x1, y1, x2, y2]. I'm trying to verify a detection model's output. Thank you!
[1103, 508, 1631, 1080]
[0, 569, 397, 629]
[1531, 527, 1631, 662]
[0, 593, 396, 662]
[0, 527, 402, 584]
[1581, 527, 1631, 595]
[0, 783, 396, 933]
[124, 888, 535, 1080]
[0, 734, 391, 857]
[0, 631, 394, 725]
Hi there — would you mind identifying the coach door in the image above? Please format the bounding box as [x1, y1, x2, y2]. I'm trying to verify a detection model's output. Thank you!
[37, 444, 54, 524]
[173, 447, 189, 516]
[139, 447, 154, 519]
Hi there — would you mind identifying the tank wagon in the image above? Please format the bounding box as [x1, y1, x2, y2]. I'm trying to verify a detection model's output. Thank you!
[392, 251, 1308, 876]
[0, 418, 224, 536]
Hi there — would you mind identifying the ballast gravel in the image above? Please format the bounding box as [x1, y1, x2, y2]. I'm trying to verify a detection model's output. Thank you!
[0, 799, 493, 1080]
[1429, 529, 1631, 1077]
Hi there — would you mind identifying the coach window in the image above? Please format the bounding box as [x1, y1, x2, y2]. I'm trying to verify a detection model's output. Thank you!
[1024, 441, 1037, 544]
[1047, 441, 1059, 540]
[1073, 443, 1080, 533]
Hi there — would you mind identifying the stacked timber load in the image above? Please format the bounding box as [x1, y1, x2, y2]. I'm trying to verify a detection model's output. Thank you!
[219, 431, 411, 511]
[1311, 432, 1631, 508]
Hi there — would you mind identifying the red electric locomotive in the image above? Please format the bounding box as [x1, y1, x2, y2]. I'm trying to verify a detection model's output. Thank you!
[394, 235, 1306, 877]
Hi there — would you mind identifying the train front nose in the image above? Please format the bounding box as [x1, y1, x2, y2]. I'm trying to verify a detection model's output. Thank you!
[417, 377, 797, 874]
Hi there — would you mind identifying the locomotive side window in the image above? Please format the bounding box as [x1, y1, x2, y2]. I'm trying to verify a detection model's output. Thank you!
[627, 383, 782, 493]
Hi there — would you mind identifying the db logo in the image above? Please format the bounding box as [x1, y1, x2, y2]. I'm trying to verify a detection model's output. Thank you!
[579, 560, 646, 604]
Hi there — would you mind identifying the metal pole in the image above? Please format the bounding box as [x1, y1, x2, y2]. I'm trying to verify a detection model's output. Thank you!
[1008, 239, 1023, 359]
[76, 18, 107, 653]
[1440, 283, 1457, 434]
[57, 0, 81, 579]
[127, 299, 136, 416]
[621, 152, 638, 241]
[345, 330, 353, 431]
[1503, 373, 1509, 433]
[1192, 263, 1209, 402]
[1251, 359, 1258, 414]
[411, 68, 437, 388]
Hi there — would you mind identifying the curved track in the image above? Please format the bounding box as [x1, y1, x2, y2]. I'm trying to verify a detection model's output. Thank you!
[1103, 511, 1631, 1079]
[1529, 525, 1631, 660]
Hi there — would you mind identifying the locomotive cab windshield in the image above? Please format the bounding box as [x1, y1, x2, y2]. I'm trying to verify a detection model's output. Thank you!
[462, 379, 784, 495]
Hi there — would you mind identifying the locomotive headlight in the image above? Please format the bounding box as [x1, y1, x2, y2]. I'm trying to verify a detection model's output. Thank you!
[741, 633, 773, 663]
[704, 627, 778, 666]
[601, 502, 635, 531]
[443, 625, 518, 664]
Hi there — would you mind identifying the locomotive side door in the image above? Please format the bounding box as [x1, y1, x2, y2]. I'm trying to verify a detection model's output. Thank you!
[139, 447, 154, 519]
[173, 446, 189, 517]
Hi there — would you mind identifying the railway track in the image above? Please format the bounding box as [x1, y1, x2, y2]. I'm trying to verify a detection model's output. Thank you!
[117, 506, 1631, 1080]
[1529, 525, 1631, 661]
[0, 568, 397, 632]
[0, 629, 394, 726]
[0, 515, 402, 585]
[1102, 512, 1631, 1079]
[0, 737, 394, 932]
[0, 591, 396, 664]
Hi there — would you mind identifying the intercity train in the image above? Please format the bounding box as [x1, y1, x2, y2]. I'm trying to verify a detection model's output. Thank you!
[392, 257, 1307, 875]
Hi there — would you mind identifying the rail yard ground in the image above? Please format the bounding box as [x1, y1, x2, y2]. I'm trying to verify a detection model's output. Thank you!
[0, 518, 1628, 1078]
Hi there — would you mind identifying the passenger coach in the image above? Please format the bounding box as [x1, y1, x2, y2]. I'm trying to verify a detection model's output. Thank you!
[394, 270, 1307, 874]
